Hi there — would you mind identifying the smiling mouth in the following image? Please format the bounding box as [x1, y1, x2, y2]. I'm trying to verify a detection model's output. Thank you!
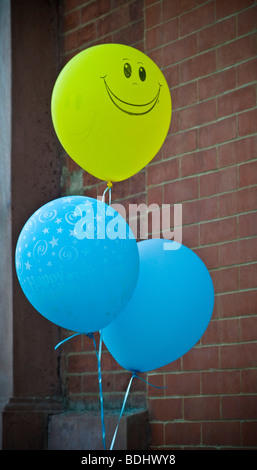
[101, 77, 161, 116]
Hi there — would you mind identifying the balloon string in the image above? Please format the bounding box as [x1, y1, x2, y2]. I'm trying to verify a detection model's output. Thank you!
[54, 332, 106, 450]
[109, 373, 136, 450]
[92, 332, 106, 451]
[102, 181, 112, 205]
[54, 332, 81, 350]
[109, 371, 167, 451]
[134, 372, 168, 389]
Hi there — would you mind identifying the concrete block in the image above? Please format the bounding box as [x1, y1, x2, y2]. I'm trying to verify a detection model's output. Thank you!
[48, 409, 149, 450]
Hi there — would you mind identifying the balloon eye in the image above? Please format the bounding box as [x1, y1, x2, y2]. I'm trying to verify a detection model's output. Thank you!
[124, 62, 132, 78]
[139, 66, 146, 81]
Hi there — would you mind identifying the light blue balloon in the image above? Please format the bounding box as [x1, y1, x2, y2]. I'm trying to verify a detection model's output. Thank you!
[102, 239, 214, 373]
[15, 196, 139, 333]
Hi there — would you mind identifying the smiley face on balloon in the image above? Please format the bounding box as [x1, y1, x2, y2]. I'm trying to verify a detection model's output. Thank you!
[51, 44, 172, 182]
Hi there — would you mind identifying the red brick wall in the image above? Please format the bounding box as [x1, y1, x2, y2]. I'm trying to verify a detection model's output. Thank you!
[58, 0, 257, 449]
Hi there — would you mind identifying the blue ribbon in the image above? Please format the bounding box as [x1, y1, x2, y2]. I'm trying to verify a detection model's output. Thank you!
[55, 332, 106, 450]
[109, 373, 136, 450]
[55, 334, 168, 451]
[109, 371, 167, 450]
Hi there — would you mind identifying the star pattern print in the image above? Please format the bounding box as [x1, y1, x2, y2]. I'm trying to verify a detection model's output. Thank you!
[15, 195, 126, 281]
[14, 194, 139, 334]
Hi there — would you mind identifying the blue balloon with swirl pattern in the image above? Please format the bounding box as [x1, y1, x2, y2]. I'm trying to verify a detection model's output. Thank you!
[15, 196, 139, 333]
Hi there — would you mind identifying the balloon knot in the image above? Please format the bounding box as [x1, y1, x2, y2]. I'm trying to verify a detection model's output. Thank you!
[107, 181, 113, 188]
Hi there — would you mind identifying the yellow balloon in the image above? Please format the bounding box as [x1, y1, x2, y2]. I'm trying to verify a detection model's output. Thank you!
[51, 44, 172, 182]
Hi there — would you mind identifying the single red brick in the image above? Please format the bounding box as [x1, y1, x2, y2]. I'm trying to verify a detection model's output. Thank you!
[216, 0, 254, 19]
[222, 395, 257, 420]
[68, 353, 97, 373]
[238, 4, 257, 36]
[218, 85, 256, 118]
[220, 238, 257, 268]
[180, 99, 216, 130]
[218, 135, 257, 167]
[184, 396, 220, 421]
[181, 148, 217, 177]
[199, 68, 237, 101]
[200, 217, 237, 246]
[202, 370, 241, 395]
[220, 343, 257, 369]
[165, 372, 200, 396]
[145, 2, 161, 29]
[240, 316, 257, 342]
[201, 318, 240, 345]
[163, 129, 197, 158]
[200, 116, 237, 148]
[202, 421, 241, 446]
[165, 422, 201, 446]
[200, 166, 237, 197]
[182, 195, 219, 225]
[149, 423, 164, 447]
[147, 185, 163, 206]
[211, 267, 239, 293]
[163, 176, 198, 204]
[217, 34, 257, 69]
[162, 0, 180, 21]
[147, 159, 179, 186]
[238, 57, 257, 86]
[182, 346, 219, 371]
[198, 16, 236, 52]
[180, 1, 215, 37]
[219, 187, 257, 217]
[220, 290, 257, 318]
[149, 398, 182, 421]
[181, 50, 216, 83]
[241, 369, 257, 393]
[240, 263, 257, 289]
[242, 421, 257, 447]
[238, 108, 257, 136]
[239, 212, 257, 238]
